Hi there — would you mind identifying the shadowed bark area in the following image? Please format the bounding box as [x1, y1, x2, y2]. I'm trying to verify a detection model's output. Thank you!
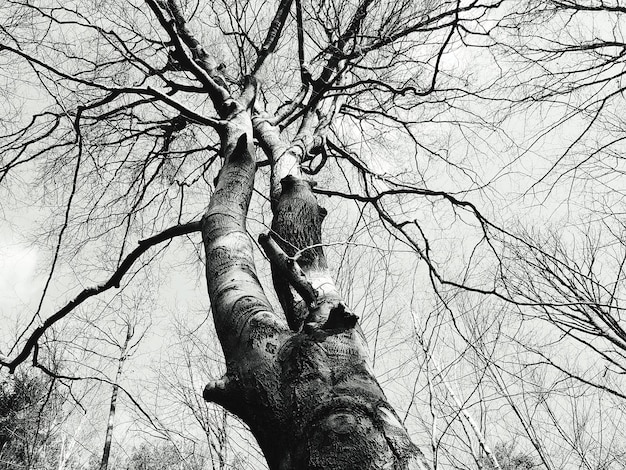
[201, 104, 430, 469]
[271, 176, 329, 330]
[276, 329, 429, 469]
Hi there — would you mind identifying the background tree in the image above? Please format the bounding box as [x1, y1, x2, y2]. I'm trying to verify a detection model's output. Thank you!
[99, 315, 143, 470]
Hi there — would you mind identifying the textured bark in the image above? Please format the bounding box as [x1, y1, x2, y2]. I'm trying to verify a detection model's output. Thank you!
[202, 101, 429, 469]
[270, 176, 330, 331]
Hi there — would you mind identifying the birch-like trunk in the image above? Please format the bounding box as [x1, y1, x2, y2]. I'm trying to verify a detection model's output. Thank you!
[99, 325, 132, 470]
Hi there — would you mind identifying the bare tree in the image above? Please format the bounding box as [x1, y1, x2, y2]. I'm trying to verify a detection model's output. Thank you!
[2, 0, 626, 468]
[1, 0, 502, 467]
[100, 317, 143, 470]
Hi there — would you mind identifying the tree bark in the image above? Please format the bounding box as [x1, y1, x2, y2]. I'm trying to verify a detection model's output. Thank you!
[201, 99, 430, 469]
[99, 324, 132, 470]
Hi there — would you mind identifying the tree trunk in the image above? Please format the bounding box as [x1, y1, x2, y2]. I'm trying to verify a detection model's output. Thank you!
[100, 325, 132, 470]
[201, 99, 429, 469]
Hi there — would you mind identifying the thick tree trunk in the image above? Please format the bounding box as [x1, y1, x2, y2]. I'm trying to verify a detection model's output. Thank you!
[201, 100, 429, 469]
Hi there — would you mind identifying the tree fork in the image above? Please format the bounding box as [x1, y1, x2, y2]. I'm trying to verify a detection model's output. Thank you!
[200, 95, 429, 468]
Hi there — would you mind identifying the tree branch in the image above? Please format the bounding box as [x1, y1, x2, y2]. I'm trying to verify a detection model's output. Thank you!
[258, 233, 318, 309]
[2, 221, 202, 373]
[253, 0, 295, 73]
